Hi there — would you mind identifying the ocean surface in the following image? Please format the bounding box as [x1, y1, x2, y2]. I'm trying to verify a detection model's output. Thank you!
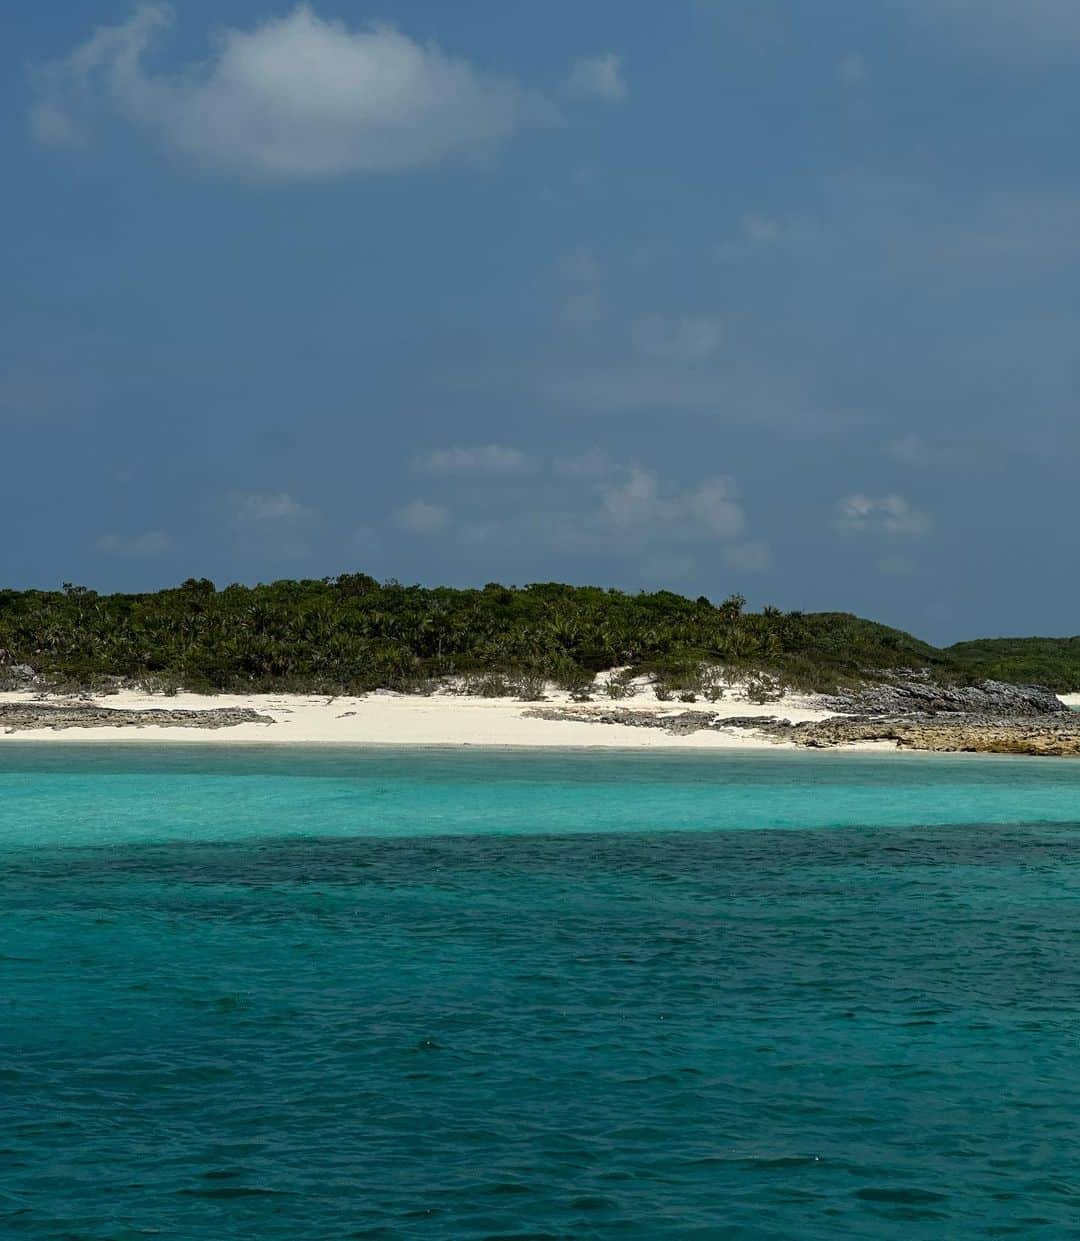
[3, 745, 1080, 1239]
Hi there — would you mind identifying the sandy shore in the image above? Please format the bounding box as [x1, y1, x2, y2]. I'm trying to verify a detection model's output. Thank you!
[0, 682, 844, 750]
[4, 682, 1074, 751]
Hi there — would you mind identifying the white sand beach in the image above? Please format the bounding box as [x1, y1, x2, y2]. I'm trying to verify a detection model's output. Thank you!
[0, 679, 841, 750]
[3, 681, 1076, 750]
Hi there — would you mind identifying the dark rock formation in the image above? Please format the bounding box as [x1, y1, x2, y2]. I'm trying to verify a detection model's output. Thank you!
[0, 664, 38, 691]
[0, 704, 274, 734]
[525, 706, 719, 735]
[747, 715, 1080, 756]
[523, 694, 1080, 757]
[820, 676, 1066, 718]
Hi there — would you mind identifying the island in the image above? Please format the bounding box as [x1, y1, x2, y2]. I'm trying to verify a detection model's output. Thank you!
[2, 576, 1078, 754]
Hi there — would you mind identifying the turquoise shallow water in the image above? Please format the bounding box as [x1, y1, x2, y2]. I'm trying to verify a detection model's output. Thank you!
[3, 746, 1080, 1238]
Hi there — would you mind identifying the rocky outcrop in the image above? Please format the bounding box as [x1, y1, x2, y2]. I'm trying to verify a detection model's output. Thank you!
[820, 676, 1066, 719]
[748, 715, 1080, 756]
[525, 705, 720, 735]
[523, 700, 1080, 756]
[0, 664, 38, 691]
[0, 704, 274, 734]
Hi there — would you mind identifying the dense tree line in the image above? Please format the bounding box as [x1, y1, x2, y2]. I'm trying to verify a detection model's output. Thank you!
[946, 636, 1080, 692]
[0, 576, 1076, 693]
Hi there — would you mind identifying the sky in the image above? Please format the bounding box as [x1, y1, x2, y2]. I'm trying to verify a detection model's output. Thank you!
[3, 0, 1079, 643]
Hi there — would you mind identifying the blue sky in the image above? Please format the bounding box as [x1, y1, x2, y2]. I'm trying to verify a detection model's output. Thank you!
[3, 1, 1078, 642]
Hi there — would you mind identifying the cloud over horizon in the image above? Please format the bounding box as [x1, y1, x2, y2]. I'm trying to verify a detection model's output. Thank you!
[8, 0, 1080, 641]
[601, 467, 746, 540]
[838, 494, 932, 538]
[30, 3, 525, 176]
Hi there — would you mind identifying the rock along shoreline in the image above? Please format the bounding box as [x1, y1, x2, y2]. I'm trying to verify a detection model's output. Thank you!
[525, 677, 1080, 757]
[0, 703, 274, 734]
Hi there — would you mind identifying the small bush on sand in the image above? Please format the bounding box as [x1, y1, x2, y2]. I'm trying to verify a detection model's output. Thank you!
[745, 672, 786, 704]
[603, 669, 637, 700]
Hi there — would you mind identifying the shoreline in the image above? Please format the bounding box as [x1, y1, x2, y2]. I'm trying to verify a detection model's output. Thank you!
[2, 739, 1071, 765]
[0, 686, 877, 752]
[2, 686, 1077, 755]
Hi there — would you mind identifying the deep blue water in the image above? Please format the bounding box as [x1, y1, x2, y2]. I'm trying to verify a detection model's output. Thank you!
[3, 745, 1080, 1238]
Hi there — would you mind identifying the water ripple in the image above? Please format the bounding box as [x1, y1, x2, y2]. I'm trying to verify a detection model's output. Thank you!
[3, 752, 1080, 1236]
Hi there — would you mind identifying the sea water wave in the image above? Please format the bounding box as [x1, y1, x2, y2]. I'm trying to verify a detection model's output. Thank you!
[2, 746, 1080, 1238]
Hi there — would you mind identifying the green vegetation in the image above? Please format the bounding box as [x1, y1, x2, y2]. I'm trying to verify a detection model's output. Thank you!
[0, 576, 1077, 694]
[946, 637, 1080, 692]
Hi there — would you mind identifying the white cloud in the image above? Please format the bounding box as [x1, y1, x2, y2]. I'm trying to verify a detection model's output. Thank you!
[838, 493, 931, 537]
[879, 494, 931, 536]
[839, 493, 876, 527]
[416, 444, 526, 474]
[633, 316, 725, 362]
[601, 467, 745, 539]
[95, 530, 172, 557]
[229, 490, 319, 557]
[231, 492, 309, 523]
[30, 3, 524, 177]
[566, 53, 626, 102]
[602, 466, 663, 528]
[686, 479, 746, 537]
[393, 498, 449, 534]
